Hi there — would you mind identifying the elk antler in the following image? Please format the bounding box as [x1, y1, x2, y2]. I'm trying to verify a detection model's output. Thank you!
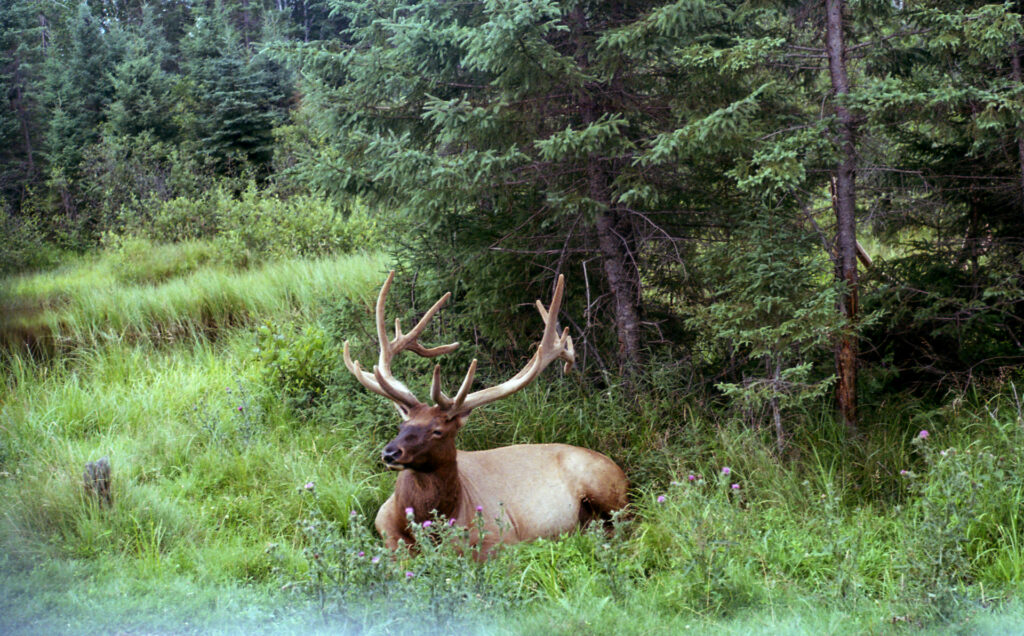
[434, 274, 575, 417]
[343, 271, 459, 414]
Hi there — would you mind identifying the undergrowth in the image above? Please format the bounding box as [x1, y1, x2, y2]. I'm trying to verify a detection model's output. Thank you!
[2, 247, 1024, 634]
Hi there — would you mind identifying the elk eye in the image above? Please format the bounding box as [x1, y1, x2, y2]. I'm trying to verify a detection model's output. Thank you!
[431, 429, 443, 438]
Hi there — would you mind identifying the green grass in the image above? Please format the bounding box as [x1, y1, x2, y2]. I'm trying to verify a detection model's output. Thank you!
[0, 245, 387, 352]
[3, 246, 1024, 634]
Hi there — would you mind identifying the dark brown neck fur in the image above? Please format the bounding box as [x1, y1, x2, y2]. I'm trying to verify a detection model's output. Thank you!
[395, 459, 461, 524]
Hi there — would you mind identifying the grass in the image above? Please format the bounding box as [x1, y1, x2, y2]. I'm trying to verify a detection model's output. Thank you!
[0, 244, 388, 353]
[3, 245, 1024, 634]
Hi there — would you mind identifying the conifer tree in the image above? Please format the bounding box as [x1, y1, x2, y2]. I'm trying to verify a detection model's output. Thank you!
[107, 5, 177, 141]
[0, 0, 48, 209]
[292, 0, 791, 376]
[183, 2, 290, 176]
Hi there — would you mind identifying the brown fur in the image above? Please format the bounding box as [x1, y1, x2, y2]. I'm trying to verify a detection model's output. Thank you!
[347, 272, 628, 558]
[375, 406, 629, 559]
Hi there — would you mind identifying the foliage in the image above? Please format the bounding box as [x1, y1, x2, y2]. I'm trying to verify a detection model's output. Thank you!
[3, 252, 1024, 634]
[255, 321, 339, 412]
[120, 184, 381, 265]
[685, 213, 841, 447]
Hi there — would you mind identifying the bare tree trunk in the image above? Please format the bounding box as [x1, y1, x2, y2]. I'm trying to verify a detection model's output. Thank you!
[596, 211, 644, 374]
[571, 5, 644, 376]
[13, 56, 35, 177]
[771, 360, 784, 455]
[1011, 41, 1024, 209]
[824, 0, 859, 433]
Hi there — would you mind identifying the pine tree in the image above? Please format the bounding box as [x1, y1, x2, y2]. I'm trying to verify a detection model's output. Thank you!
[183, 2, 290, 176]
[107, 5, 177, 141]
[0, 0, 48, 209]
[292, 0, 792, 377]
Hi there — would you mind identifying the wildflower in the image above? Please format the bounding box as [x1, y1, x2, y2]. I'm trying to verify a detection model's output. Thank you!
[476, 505, 483, 513]
[657, 495, 666, 503]
[405, 507, 414, 516]
[357, 551, 364, 557]
[448, 518, 456, 526]
[371, 556, 380, 564]
[422, 520, 433, 528]
[721, 467, 731, 475]
[900, 470, 909, 476]
[918, 430, 929, 439]
[731, 484, 740, 490]
[405, 571, 415, 579]
[238, 406, 244, 412]
[304, 482, 315, 491]
[350, 510, 358, 517]
[688, 474, 696, 482]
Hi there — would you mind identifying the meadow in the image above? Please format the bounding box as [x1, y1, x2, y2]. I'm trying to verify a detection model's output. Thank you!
[2, 242, 1024, 635]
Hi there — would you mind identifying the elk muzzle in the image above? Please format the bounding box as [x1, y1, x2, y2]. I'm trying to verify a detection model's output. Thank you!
[381, 442, 405, 470]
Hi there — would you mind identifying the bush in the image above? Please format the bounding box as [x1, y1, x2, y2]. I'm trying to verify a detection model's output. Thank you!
[255, 322, 340, 412]
[132, 184, 381, 265]
[290, 490, 519, 631]
[103, 234, 222, 284]
[0, 211, 61, 275]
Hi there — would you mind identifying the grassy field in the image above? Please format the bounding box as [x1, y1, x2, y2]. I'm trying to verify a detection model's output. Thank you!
[2, 244, 1024, 634]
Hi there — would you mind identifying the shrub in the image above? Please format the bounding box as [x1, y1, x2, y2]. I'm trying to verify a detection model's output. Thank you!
[255, 322, 340, 412]
[134, 184, 381, 265]
[289, 489, 518, 631]
[103, 234, 222, 284]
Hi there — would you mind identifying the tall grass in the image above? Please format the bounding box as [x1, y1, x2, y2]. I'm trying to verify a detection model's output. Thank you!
[1, 247, 387, 353]
[3, 247, 1024, 634]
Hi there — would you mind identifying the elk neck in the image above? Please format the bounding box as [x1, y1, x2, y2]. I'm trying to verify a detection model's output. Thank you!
[395, 454, 462, 523]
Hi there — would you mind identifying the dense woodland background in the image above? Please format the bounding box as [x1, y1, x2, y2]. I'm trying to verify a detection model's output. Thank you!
[2, 0, 1024, 633]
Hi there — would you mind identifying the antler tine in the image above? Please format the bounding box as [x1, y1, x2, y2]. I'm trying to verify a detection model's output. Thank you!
[449, 275, 575, 416]
[450, 358, 478, 411]
[346, 271, 460, 413]
[431, 364, 452, 409]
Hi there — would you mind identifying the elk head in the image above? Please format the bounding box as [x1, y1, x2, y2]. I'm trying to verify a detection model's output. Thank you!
[343, 271, 575, 472]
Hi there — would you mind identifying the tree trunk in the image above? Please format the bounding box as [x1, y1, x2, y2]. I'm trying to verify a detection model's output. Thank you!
[571, 5, 644, 376]
[824, 0, 858, 433]
[13, 56, 35, 177]
[1011, 41, 1024, 210]
[770, 358, 784, 455]
[596, 211, 644, 374]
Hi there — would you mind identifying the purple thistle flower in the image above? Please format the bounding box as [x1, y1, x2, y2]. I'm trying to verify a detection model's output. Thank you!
[405, 571, 415, 579]
[900, 469, 909, 476]
[304, 482, 315, 491]
[358, 551, 364, 557]
[476, 505, 483, 513]
[731, 483, 740, 490]
[688, 474, 696, 482]
[656, 495, 666, 503]
[721, 467, 731, 475]
[405, 507, 414, 516]
[350, 510, 357, 517]
[422, 520, 432, 528]
[371, 556, 380, 564]
[238, 406, 244, 412]
[918, 430, 929, 439]
[448, 518, 456, 526]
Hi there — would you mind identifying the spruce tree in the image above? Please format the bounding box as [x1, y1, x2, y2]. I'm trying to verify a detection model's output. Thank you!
[292, 0, 792, 377]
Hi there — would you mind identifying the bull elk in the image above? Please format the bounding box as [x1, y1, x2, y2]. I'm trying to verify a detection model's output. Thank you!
[343, 272, 628, 557]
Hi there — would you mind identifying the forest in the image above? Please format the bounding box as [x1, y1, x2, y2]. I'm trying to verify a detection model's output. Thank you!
[1, 0, 1024, 633]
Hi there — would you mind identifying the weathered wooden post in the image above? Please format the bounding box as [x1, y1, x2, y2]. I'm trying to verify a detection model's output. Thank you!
[83, 456, 112, 507]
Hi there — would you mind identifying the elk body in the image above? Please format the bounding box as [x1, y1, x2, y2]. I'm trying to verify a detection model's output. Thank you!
[344, 272, 628, 557]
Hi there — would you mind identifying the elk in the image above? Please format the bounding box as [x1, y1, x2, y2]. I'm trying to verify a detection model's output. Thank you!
[343, 272, 628, 557]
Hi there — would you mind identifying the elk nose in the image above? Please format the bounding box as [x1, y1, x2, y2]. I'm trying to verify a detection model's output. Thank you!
[382, 443, 402, 465]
